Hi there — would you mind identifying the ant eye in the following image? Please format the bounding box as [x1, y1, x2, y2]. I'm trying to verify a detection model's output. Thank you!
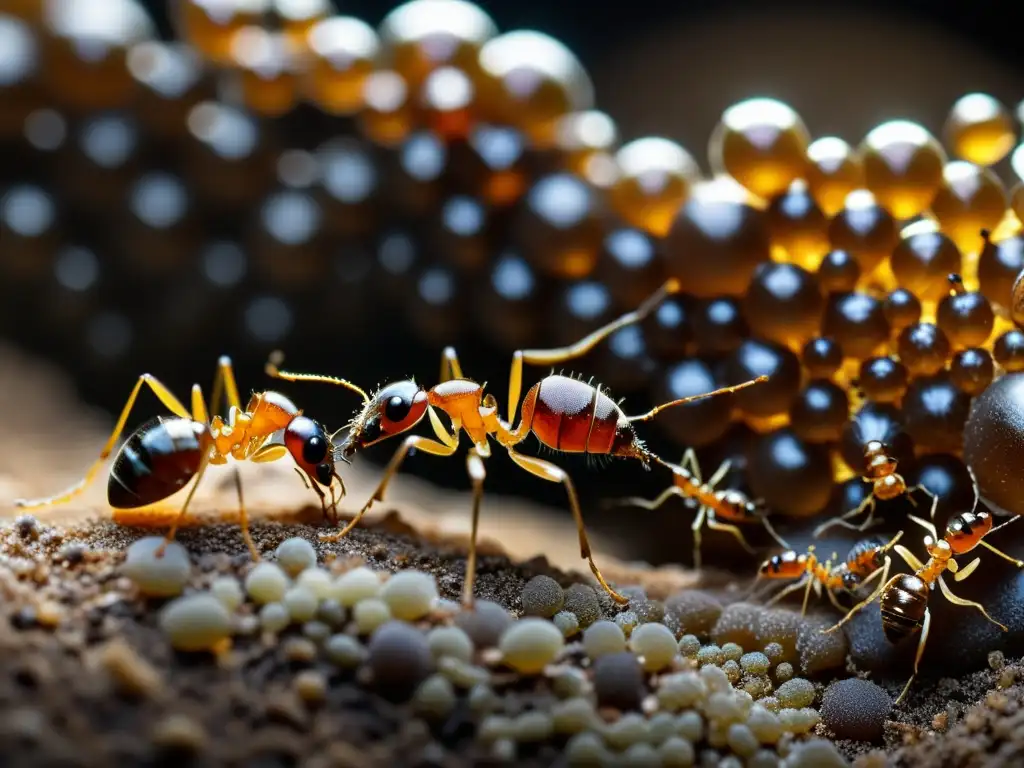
[315, 463, 333, 486]
[303, 434, 327, 464]
[385, 395, 411, 423]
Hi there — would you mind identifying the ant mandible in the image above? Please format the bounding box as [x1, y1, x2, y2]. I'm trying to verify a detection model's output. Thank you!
[266, 279, 767, 605]
[612, 448, 788, 570]
[823, 495, 1024, 704]
[14, 356, 348, 558]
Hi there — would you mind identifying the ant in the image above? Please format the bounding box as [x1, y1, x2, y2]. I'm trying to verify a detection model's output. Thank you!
[751, 532, 904, 616]
[611, 449, 788, 570]
[824, 497, 1024, 704]
[13, 356, 346, 559]
[265, 279, 767, 606]
[813, 440, 933, 538]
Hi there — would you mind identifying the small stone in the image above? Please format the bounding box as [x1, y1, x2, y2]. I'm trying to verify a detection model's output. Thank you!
[696, 644, 724, 667]
[210, 576, 244, 611]
[455, 600, 513, 648]
[468, 683, 499, 714]
[245, 562, 290, 604]
[97, 638, 162, 698]
[438, 657, 489, 688]
[15, 515, 39, 539]
[583, 619, 626, 659]
[302, 620, 331, 644]
[562, 584, 600, 628]
[122, 537, 191, 597]
[498, 618, 564, 673]
[151, 714, 207, 753]
[159, 594, 231, 652]
[722, 659, 741, 683]
[747, 705, 782, 745]
[763, 643, 784, 663]
[259, 602, 290, 633]
[776, 678, 815, 709]
[665, 590, 723, 636]
[552, 667, 588, 699]
[521, 575, 565, 617]
[553, 610, 579, 637]
[491, 738, 516, 762]
[379, 570, 438, 621]
[820, 678, 891, 743]
[353, 598, 392, 635]
[775, 662, 794, 683]
[316, 598, 346, 627]
[616, 610, 639, 637]
[721, 642, 743, 662]
[427, 626, 474, 662]
[275, 537, 317, 577]
[367, 621, 434, 697]
[333, 566, 381, 606]
[678, 634, 701, 657]
[282, 636, 317, 663]
[593, 651, 645, 711]
[324, 634, 367, 668]
[631, 622, 679, 671]
[514, 710, 555, 742]
[740, 652, 770, 676]
[782, 738, 848, 767]
[294, 669, 327, 703]
[283, 586, 319, 623]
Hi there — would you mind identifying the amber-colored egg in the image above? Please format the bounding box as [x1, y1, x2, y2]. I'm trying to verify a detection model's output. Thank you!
[126, 42, 214, 142]
[554, 110, 618, 180]
[59, 113, 143, 215]
[805, 136, 865, 216]
[433, 194, 490, 272]
[172, 0, 266, 67]
[949, 347, 994, 396]
[0, 14, 41, 141]
[477, 30, 594, 148]
[250, 188, 326, 287]
[272, 0, 331, 49]
[0, 184, 59, 283]
[692, 297, 748, 355]
[304, 16, 379, 116]
[802, 337, 843, 379]
[449, 124, 529, 207]
[419, 66, 475, 140]
[857, 356, 908, 404]
[860, 120, 946, 219]
[709, 98, 810, 199]
[930, 161, 1007, 255]
[936, 280, 994, 349]
[943, 93, 1016, 167]
[549, 280, 613, 348]
[663, 179, 771, 297]
[388, 130, 448, 217]
[883, 288, 922, 335]
[817, 249, 861, 294]
[473, 252, 545, 350]
[378, 0, 497, 88]
[765, 179, 829, 265]
[890, 226, 961, 303]
[977, 230, 1024, 310]
[609, 137, 701, 237]
[595, 226, 666, 311]
[42, 0, 154, 112]
[827, 189, 899, 274]
[642, 295, 692, 361]
[822, 292, 890, 360]
[315, 138, 380, 239]
[897, 322, 951, 376]
[741, 261, 823, 345]
[747, 429, 834, 518]
[1011, 144, 1024, 226]
[230, 27, 300, 117]
[516, 172, 605, 279]
[993, 329, 1024, 372]
[358, 69, 416, 147]
[121, 172, 201, 278]
[789, 380, 849, 444]
[654, 358, 735, 447]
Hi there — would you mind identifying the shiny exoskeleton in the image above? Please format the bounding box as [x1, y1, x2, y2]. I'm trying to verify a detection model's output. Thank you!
[265, 279, 768, 605]
[15, 357, 344, 559]
[826, 506, 1024, 704]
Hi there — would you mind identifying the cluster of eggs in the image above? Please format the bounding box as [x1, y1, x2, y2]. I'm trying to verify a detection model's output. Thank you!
[5, 0, 1024, 551]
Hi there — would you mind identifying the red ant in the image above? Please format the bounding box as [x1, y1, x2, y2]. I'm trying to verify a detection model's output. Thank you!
[14, 356, 346, 558]
[266, 279, 767, 605]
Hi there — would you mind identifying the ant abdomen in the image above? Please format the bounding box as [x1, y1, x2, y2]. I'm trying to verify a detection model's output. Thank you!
[945, 509, 994, 555]
[528, 374, 634, 456]
[880, 573, 929, 642]
[108, 416, 210, 508]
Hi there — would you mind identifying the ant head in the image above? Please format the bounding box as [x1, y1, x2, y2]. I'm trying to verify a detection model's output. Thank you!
[284, 416, 335, 487]
[841, 570, 861, 591]
[337, 380, 428, 458]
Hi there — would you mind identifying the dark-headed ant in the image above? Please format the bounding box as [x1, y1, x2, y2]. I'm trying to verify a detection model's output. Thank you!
[14, 357, 346, 558]
[266, 280, 768, 605]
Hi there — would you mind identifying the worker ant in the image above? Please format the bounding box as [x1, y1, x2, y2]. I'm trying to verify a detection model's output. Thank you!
[751, 532, 904, 616]
[265, 279, 768, 606]
[611, 448, 788, 570]
[824, 496, 1024, 704]
[13, 356, 346, 558]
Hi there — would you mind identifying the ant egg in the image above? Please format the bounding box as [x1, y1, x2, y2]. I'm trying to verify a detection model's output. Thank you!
[816, 249, 861, 294]
[550, 280, 613, 348]
[473, 252, 543, 350]
[897, 322, 952, 376]
[802, 337, 843, 379]
[857, 356, 908, 403]
[902, 373, 971, 453]
[936, 279, 994, 349]
[789, 380, 849, 444]
[0, 14, 40, 141]
[641, 294, 692, 361]
[1013, 144, 1024, 225]
[359, 69, 416, 147]
[747, 429, 833, 517]
[433, 194, 490, 273]
[822, 292, 889, 360]
[389, 130, 448, 217]
[517, 173, 605, 279]
[59, 113, 143, 215]
[930, 161, 1007, 255]
[977, 231, 1024, 309]
[127, 41, 215, 142]
[708, 98, 810, 199]
[805, 136, 865, 216]
[664, 181, 772, 297]
[654, 359, 734, 447]
[692, 297, 748, 355]
[610, 137, 701, 236]
[419, 66, 476, 140]
[725, 338, 802, 417]
[450, 124, 529, 207]
[304, 16, 380, 116]
[273, 0, 331, 48]
[477, 30, 593, 147]
[595, 226, 666, 311]
[909, 453, 976, 523]
[554, 110, 618, 180]
[890, 228, 961, 303]
[407, 264, 464, 346]
[250, 188, 325, 287]
[943, 93, 1016, 167]
[173, 0, 266, 66]
[0, 184, 58, 284]
[949, 348, 995, 396]
[596, 325, 658, 395]
[882, 288, 922, 336]
[764, 180, 829, 266]
[827, 190, 899, 274]
[1013, 268, 1024, 328]
[963, 372, 1024, 516]
[840, 401, 913, 473]
[860, 120, 947, 219]
[230, 28, 301, 118]
[123, 172, 200, 280]
[994, 329, 1024, 372]
[741, 261, 823, 345]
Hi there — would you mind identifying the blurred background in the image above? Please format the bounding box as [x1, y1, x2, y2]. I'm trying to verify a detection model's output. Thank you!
[2, 0, 1023, 567]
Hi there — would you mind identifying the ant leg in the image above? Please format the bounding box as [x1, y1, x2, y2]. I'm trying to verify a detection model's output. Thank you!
[15, 374, 192, 509]
[894, 544, 926, 572]
[707, 459, 732, 490]
[628, 379, 767, 424]
[800, 572, 818, 616]
[979, 540, 1024, 568]
[209, 355, 243, 418]
[826, 585, 847, 613]
[507, 449, 627, 604]
[947, 559, 1011, 627]
[609, 485, 686, 511]
[813, 496, 876, 538]
[759, 515, 790, 550]
[706, 517, 758, 555]
[765, 578, 810, 607]
[231, 465, 259, 560]
[907, 513, 938, 539]
[823, 561, 892, 634]
[440, 346, 465, 383]
[506, 279, 679, 421]
[156, 454, 212, 556]
[691, 506, 707, 571]
[680, 448, 702, 484]
[895, 608, 930, 706]
[461, 447, 487, 608]
[264, 352, 370, 403]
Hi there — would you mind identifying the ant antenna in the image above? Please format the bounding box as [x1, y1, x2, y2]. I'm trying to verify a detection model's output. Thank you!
[628, 376, 769, 423]
[265, 351, 371, 404]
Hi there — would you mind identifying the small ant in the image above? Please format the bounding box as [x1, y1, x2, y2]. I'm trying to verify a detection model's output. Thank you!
[266, 279, 768, 606]
[612, 449, 788, 570]
[824, 500, 1024, 704]
[13, 356, 347, 558]
[752, 532, 904, 616]
[813, 440, 932, 538]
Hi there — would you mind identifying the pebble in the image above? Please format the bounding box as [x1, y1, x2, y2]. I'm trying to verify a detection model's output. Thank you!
[515, 710, 555, 742]
[678, 634, 701, 657]
[275, 537, 317, 577]
[820, 678, 891, 743]
[438, 657, 489, 688]
[521, 575, 565, 617]
[324, 634, 367, 668]
[552, 667, 588, 698]
[553, 610, 579, 637]
[367, 621, 434, 696]
[302, 620, 331, 644]
[151, 714, 208, 753]
[294, 669, 327, 703]
[159, 594, 231, 652]
[245, 562, 290, 604]
[121, 537, 191, 597]
[380, 570, 438, 620]
[782, 738, 848, 767]
[606, 712, 651, 749]
[333, 566, 381, 606]
[697, 644, 724, 667]
[353, 598, 392, 634]
[498, 618, 564, 673]
[316, 598, 346, 627]
[209, 576, 244, 611]
[455, 600, 513, 648]
[740, 652, 770, 676]
[426, 626, 474, 662]
[562, 583, 600, 628]
[583, 619, 627, 659]
[747, 705, 783, 744]
[259, 602, 291, 633]
[776, 678, 815, 709]
[295, 568, 334, 600]
[283, 586, 319, 623]
[665, 590, 723, 636]
[593, 651, 645, 710]
[775, 662, 794, 683]
[282, 636, 317, 663]
[616, 610, 640, 637]
[630, 622, 678, 671]
[721, 642, 744, 662]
